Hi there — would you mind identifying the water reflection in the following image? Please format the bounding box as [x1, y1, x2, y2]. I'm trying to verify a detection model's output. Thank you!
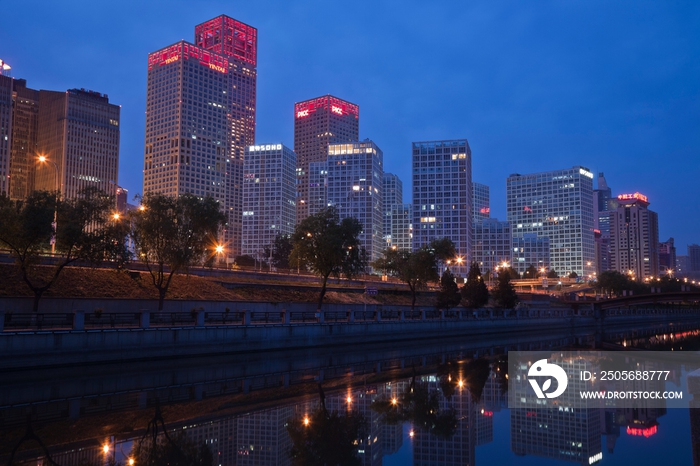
[2, 322, 700, 465]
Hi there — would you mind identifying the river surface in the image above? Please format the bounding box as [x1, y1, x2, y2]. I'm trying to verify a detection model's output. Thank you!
[1, 319, 699, 465]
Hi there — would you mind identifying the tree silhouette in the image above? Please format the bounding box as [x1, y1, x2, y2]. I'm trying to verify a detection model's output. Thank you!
[461, 262, 489, 308]
[492, 269, 518, 309]
[436, 269, 461, 310]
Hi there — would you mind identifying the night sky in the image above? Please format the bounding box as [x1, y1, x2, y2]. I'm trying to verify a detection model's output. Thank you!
[2, 1, 698, 251]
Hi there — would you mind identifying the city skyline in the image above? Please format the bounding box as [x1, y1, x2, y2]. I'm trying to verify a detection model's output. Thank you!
[1, 1, 698, 249]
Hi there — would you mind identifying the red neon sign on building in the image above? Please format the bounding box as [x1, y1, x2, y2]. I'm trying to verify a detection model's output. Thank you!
[617, 192, 649, 203]
[626, 425, 658, 438]
[294, 95, 359, 119]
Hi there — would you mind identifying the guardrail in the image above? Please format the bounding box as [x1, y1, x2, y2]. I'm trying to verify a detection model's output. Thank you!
[1, 304, 697, 333]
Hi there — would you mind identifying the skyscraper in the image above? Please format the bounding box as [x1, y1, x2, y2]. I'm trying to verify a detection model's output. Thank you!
[8, 79, 39, 200]
[34, 89, 120, 199]
[382, 172, 403, 249]
[688, 244, 700, 273]
[294, 95, 359, 222]
[658, 238, 676, 275]
[412, 139, 472, 276]
[0, 73, 12, 197]
[472, 182, 490, 223]
[609, 192, 659, 280]
[327, 141, 383, 263]
[144, 15, 257, 258]
[242, 143, 296, 260]
[473, 219, 512, 274]
[593, 172, 616, 274]
[507, 166, 595, 278]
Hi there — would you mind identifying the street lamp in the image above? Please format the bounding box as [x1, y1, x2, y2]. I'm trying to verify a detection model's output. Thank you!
[37, 155, 59, 254]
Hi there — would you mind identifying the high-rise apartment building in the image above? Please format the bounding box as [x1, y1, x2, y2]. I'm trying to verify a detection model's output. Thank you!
[327, 141, 383, 263]
[144, 15, 257, 258]
[472, 182, 490, 223]
[609, 192, 659, 280]
[294, 95, 359, 222]
[412, 139, 472, 276]
[8, 79, 39, 200]
[241, 143, 296, 259]
[34, 89, 120, 199]
[473, 219, 511, 274]
[507, 166, 595, 278]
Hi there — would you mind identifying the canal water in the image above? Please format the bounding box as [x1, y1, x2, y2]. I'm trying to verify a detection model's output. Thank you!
[1, 320, 699, 465]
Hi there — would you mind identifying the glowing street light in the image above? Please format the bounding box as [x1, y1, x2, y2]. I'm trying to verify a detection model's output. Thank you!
[303, 416, 310, 426]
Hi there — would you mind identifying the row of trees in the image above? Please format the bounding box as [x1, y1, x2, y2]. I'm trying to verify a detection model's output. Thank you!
[0, 192, 518, 312]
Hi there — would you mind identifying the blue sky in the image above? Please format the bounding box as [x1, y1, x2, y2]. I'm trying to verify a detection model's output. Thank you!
[2, 0, 698, 250]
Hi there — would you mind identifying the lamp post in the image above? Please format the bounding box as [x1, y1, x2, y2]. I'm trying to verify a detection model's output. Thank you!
[38, 155, 59, 254]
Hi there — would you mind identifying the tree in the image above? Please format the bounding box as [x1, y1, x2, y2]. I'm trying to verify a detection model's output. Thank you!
[595, 270, 629, 297]
[265, 234, 294, 269]
[429, 237, 457, 266]
[234, 254, 256, 268]
[132, 193, 226, 311]
[436, 269, 461, 310]
[523, 264, 539, 279]
[492, 269, 518, 309]
[289, 207, 366, 310]
[568, 271, 578, 279]
[372, 247, 438, 310]
[546, 268, 559, 279]
[505, 267, 521, 280]
[0, 188, 125, 312]
[461, 262, 489, 308]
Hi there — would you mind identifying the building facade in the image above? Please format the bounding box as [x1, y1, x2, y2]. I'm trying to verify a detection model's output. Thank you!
[593, 172, 616, 274]
[0, 73, 12, 196]
[689, 244, 700, 273]
[472, 218, 512, 275]
[327, 141, 383, 264]
[382, 172, 403, 250]
[8, 79, 39, 200]
[34, 89, 120, 199]
[658, 238, 676, 276]
[512, 234, 551, 276]
[412, 139, 472, 276]
[242, 143, 296, 260]
[389, 203, 412, 251]
[506, 166, 595, 278]
[144, 15, 257, 258]
[472, 182, 490, 223]
[609, 192, 659, 280]
[294, 95, 359, 222]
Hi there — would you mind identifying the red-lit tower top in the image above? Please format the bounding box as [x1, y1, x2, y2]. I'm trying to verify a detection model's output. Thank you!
[194, 15, 257, 66]
[294, 95, 359, 120]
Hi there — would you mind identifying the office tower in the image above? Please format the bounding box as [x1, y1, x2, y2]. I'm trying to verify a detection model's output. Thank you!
[507, 166, 595, 278]
[0, 73, 11, 196]
[473, 218, 511, 274]
[659, 238, 676, 275]
[472, 182, 490, 223]
[144, 15, 257, 258]
[593, 172, 616, 274]
[412, 139, 472, 276]
[294, 95, 359, 222]
[9, 79, 39, 200]
[242, 143, 296, 259]
[34, 89, 120, 199]
[677, 255, 690, 276]
[390, 203, 412, 251]
[513, 234, 550, 276]
[382, 172, 403, 249]
[689, 244, 700, 273]
[609, 192, 659, 280]
[327, 140, 383, 263]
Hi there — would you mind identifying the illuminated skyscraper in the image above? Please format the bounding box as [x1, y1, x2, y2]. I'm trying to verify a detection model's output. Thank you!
[0, 73, 12, 196]
[34, 89, 120, 199]
[327, 140, 383, 263]
[609, 193, 659, 280]
[8, 79, 39, 200]
[382, 172, 403, 249]
[144, 15, 257, 258]
[294, 94, 359, 222]
[507, 166, 595, 278]
[242, 143, 296, 259]
[412, 139, 472, 276]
